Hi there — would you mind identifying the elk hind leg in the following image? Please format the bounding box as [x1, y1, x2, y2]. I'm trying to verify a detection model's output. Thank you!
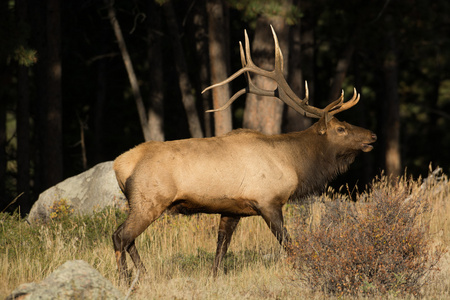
[213, 215, 240, 277]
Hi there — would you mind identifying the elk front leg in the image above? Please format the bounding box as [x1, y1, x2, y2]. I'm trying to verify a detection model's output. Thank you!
[213, 215, 240, 277]
[112, 205, 165, 283]
[127, 239, 147, 274]
[112, 222, 129, 281]
[112, 218, 149, 283]
[260, 206, 293, 256]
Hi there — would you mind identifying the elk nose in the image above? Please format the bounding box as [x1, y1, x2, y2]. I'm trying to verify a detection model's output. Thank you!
[371, 133, 377, 141]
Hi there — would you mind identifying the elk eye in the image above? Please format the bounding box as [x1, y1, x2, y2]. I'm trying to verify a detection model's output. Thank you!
[337, 127, 346, 134]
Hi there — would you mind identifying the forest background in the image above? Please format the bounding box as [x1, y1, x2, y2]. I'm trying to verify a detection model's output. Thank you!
[1, 0, 450, 214]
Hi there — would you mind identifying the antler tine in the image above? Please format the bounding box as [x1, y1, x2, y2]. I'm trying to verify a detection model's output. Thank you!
[266, 27, 325, 118]
[303, 81, 309, 105]
[205, 88, 246, 112]
[206, 80, 281, 113]
[241, 35, 279, 97]
[239, 41, 247, 68]
[202, 30, 274, 96]
[244, 30, 254, 67]
[327, 90, 345, 111]
[270, 25, 283, 73]
[205, 40, 274, 113]
[321, 90, 344, 122]
[202, 67, 249, 94]
[203, 29, 279, 112]
[328, 88, 360, 116]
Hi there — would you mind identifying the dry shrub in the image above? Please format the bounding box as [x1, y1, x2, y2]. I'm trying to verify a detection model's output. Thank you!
[291, 173, 445, 296]
[49, 199, 74, 221]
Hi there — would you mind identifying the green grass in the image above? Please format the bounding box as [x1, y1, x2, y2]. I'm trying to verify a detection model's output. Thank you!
[1, 171, 449, 299]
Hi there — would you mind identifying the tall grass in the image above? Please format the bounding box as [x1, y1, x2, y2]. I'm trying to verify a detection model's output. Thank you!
[1, 170, 449, 299]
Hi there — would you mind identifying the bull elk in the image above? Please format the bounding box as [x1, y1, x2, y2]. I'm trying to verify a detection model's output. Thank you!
[112, 26, 376, 281]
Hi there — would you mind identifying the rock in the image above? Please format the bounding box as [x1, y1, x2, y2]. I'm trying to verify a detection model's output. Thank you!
[6, 260, 124, 300]
[27, 161, 127, 224]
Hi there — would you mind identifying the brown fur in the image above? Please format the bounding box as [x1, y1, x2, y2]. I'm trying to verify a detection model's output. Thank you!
[112, 116, 376, 280]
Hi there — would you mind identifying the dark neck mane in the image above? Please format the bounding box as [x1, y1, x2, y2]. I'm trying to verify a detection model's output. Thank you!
[285, 130, 359, 199]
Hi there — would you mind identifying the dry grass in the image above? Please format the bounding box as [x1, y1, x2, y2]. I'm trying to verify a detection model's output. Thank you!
[1, 169, 449, 299]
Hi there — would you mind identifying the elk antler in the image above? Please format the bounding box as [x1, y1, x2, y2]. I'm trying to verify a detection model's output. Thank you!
[202, 26, 360, 120]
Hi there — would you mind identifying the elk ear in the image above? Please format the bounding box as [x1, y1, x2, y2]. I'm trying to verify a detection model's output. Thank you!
[317, 113, 334, 135]
[317, 116, 328, 135]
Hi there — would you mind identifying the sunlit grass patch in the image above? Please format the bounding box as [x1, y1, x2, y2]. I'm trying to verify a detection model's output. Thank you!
[1, 169, 449, 299]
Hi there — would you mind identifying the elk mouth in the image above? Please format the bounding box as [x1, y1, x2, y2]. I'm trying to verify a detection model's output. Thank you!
[361, 143, 374, 152]
[361, 133, 377, 152]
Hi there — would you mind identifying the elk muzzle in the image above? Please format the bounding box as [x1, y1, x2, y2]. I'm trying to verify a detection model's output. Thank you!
[361, 132, 377, 152]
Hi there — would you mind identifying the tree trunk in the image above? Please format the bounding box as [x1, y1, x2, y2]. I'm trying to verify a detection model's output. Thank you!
[29, 0, 45, 194]
[163, 1, 203, 138]
[42, 0, 63, 188]
[383, 22, 401, 178]
[427, 80, 441, 164]
[354, 53, 373, 185]
[298, 3, 317, 107]
[0, 1, 9, 208]
[192, 0, 212, 137]
[207, 0, 232, 136]
[285, 4, 311, 133]
[93, 54, 107, 164]
[328, 41, 355, 102]
[243, 18, 289, 135]
[105, 0, 151, 141]
[0, 76, 6, 208]
[17, 62, 31, 211]
[147, 0, 165, 141]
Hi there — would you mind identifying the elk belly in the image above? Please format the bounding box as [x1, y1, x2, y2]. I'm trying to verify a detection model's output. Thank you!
[166, 197, 260, 216]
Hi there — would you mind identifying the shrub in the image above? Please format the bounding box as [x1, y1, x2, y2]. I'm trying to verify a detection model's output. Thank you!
[49, 199, 74, 221]
[291, 175, 445, 296]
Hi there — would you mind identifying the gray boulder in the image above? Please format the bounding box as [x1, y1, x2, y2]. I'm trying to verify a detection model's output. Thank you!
[27, 161, 127, 224]
[6, 260, 124, 300]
